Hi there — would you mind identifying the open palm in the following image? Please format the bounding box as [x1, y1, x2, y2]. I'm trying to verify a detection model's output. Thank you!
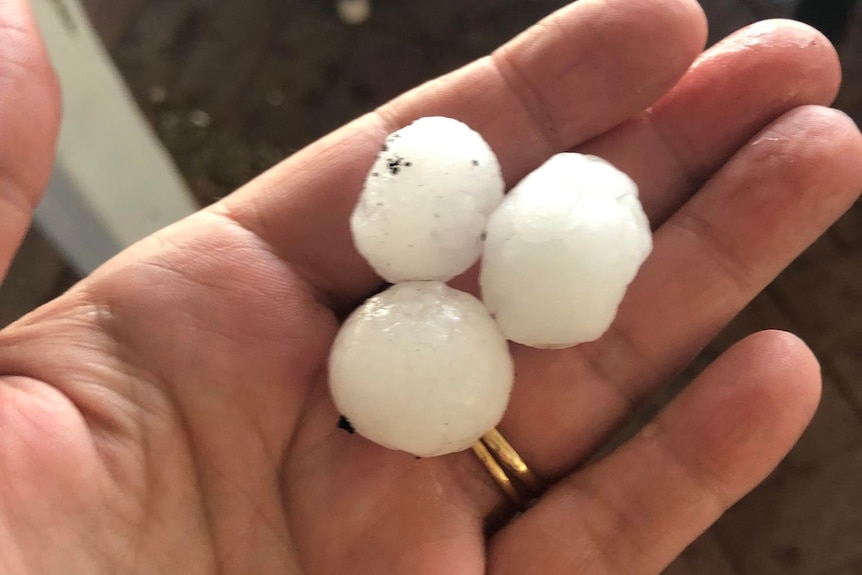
[1, 0, 860, 573]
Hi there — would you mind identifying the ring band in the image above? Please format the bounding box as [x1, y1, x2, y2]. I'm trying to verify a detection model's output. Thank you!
[472, 428, 544, 509]
[471, 440, 524, 505]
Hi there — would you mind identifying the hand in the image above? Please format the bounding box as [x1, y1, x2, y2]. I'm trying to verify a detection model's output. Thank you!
[1, 0, 860, 573]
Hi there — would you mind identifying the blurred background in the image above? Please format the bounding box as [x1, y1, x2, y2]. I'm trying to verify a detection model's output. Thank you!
[4, 0, 861, 573]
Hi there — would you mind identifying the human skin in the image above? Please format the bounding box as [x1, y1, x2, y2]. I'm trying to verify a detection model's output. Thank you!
[0, 0, 860, 573]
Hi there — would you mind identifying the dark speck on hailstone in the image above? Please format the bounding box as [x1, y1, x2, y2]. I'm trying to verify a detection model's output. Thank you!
[337, 415, 356, 434]
[472, 159, 479, 166]
[388, 156, 404, 175]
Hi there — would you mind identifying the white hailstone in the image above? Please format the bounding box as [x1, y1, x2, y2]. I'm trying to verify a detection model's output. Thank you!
[329, 281, 514, 457]
[480, 153, 652, 349]
[351, 116, 505, 283]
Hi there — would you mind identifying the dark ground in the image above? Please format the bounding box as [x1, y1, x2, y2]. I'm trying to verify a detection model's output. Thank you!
[2, 0, 862, 573]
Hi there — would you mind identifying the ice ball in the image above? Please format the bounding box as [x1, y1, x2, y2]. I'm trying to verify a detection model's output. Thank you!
[351, 117, 505, 283]
[328, 281, 514, 457]
[480, 153, 652, 348]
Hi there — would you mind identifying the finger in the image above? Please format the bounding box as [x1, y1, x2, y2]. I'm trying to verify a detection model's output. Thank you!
[218, 0, 707, 307]
[0, 1, 61, 280]
[448, 19, 840, 298]
[502, 105, 862, 479]
[580, 19, 841, 226]
[489, 330, 821, 575]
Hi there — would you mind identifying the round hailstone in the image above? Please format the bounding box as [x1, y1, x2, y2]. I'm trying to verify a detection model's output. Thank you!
[351, 116, 504, 283]
[329, 281, 514, 457]
[480, 153, 652, 349]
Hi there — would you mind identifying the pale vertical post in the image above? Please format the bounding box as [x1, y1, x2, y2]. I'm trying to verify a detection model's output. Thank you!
[30, 0, 198, 274]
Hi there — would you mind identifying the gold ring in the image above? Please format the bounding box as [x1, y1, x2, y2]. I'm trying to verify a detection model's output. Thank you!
[471, 428, 545, 509]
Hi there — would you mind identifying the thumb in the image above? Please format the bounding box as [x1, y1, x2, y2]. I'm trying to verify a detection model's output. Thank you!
[0, 0, 61, 281]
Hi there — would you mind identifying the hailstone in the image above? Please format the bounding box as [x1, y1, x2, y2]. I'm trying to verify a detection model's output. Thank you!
[351, 116, 505, 283]
[328, 281, 514, 457]
[480, 153, 652, 348]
